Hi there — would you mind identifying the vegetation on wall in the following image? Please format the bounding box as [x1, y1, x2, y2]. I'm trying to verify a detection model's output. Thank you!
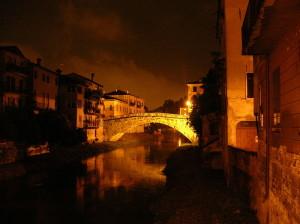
[153, 98, 185, 114]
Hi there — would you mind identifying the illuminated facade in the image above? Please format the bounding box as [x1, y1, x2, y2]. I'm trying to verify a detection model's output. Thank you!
[103, 89, 145, 133]
[104, 89, 145, 114]
[180, 80, 204, 115]
[59, 73, 104, 142]
[103, 95, 129, 118]
[186, 80, 204, 102]
[219, 0, 256, 151]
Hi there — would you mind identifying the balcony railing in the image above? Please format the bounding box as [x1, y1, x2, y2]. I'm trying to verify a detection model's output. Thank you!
[84, 107, 100, 115]
[83, 120, 100, 129]
[242, 0, 264, 54]
[84, 89, 103, 100]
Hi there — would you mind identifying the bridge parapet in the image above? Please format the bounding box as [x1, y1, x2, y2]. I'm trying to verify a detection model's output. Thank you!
[104, 113, 188, 121]
[103, 113, 198, 144]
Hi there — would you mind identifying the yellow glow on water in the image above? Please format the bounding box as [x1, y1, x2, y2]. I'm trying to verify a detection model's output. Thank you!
[77, 145, 166, 201]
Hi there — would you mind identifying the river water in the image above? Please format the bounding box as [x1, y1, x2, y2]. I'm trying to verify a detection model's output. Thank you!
[0, 134, 187, 224]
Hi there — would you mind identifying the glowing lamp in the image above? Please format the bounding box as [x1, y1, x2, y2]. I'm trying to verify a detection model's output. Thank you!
[186, 100, 192, 107]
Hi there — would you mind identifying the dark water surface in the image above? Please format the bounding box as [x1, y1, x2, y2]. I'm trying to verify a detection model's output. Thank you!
[0, 135, 186, 224]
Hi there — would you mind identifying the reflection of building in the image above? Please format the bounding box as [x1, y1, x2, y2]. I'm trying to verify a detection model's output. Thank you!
[59, 73, 104, 142]
[0, 46, 29, 111]
[103, 89, 145, 133]
[180, 80, 204, 115]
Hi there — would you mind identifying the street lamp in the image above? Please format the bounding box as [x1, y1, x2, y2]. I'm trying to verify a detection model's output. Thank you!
[186, 100, 192, 107]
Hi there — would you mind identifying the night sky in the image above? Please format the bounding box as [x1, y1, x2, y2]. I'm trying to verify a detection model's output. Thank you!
[0, 0, 217, 109]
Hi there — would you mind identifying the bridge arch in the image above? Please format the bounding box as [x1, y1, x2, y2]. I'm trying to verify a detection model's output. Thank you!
[103, 113, 198, 144]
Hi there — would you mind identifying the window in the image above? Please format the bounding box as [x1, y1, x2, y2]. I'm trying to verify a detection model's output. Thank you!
[42, 74, 46, 82]
[47, 93, 50, 108]
[193, 86, 197, 92]
[11, 77, 15, 91]
[109, 105, 113, 111]
[77, 100, 82, 108]
[246, 73, 254, 98]
[19, 80, 23, 92]
[272, 68, 280, 127]
[46, 76, 50, 83]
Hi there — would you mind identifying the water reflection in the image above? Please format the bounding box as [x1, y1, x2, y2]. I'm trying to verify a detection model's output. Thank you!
[0, 134, 188, 224]
[76, 144, 171, 205]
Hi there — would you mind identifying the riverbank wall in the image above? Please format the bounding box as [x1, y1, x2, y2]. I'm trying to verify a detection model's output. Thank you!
[154, 147, 258, 224]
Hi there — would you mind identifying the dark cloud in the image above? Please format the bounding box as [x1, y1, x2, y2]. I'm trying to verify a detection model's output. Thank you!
[0, 0, 217, 108]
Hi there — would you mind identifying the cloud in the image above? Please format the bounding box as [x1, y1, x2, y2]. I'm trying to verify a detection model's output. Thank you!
[61, 0, 127, 42]
[61, 51, 184, 109]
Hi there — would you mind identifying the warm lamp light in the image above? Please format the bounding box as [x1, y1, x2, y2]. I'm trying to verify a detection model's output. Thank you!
[186, 100, 192, 107]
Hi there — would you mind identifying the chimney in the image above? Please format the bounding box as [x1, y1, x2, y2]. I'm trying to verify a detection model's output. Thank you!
[91, 73, 95, 81]
[56, 69, 62, 75]
[36, 58, 42, 66]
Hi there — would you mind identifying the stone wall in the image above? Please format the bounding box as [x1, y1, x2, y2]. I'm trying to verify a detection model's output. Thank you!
[269, 146, 300, 224]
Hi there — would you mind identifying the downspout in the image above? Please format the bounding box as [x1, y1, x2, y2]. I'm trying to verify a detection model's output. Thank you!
[265, 54, 271, 224]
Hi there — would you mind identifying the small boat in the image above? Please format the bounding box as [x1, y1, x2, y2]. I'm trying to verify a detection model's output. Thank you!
[27, 142, 50, 157]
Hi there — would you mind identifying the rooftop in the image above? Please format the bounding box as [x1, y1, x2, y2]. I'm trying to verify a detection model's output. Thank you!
[0, 46, 25, 58]
[186, 80, 203, 85]
[63, 73, 103, 87]
[106, 89, 132, 96]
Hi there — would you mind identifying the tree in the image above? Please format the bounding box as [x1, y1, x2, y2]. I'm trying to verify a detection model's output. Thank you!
[188, 52, 225, 146]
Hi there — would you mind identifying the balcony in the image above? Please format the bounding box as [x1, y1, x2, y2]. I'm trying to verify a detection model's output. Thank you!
[84, 89, 103, 100]
[84, 107, 100, 115]
[242, 0, 300, 55]
[83, 119, 100, 129]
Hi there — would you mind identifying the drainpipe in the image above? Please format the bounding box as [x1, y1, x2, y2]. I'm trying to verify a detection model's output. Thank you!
[265, 54, 271, 224]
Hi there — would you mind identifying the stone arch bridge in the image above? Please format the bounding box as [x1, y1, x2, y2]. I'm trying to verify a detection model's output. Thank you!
[103, 113, 198, 144]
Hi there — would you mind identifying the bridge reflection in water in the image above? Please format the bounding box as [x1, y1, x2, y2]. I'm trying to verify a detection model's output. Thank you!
[76, 145, 166, 202]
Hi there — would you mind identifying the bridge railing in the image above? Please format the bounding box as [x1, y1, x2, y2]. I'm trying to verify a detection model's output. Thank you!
[103, 112, 189, 121]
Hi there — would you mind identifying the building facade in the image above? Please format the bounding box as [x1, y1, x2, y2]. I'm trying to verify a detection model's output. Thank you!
[0, 46, 29, 111]
[105, 90, 145, 115]
[59, 73, 104, 142]
[29, 59, 59, 111]
[103, 96, 129, 118]
[186, 80, 204, 102]
[241, 0, 300, 223]
[180, 80, 204, 115]
[221, 0, 256, 151]
[103, 90, 145, 133]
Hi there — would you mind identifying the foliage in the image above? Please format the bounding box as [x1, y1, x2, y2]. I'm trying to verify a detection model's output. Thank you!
[188, 52, 225, 140]
[153, 98, 185, 114]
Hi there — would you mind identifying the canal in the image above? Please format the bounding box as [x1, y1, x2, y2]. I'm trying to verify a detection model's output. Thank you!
[0, 134, 188, 224]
